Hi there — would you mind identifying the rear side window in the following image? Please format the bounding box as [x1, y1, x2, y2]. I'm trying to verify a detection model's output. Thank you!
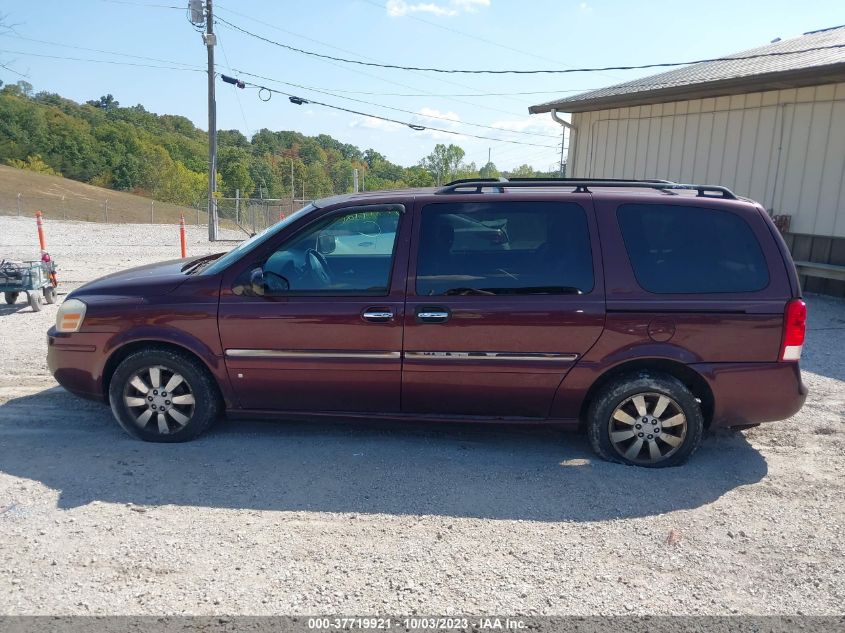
[617, 204, 769, 294]
[416, 201, 594, 296]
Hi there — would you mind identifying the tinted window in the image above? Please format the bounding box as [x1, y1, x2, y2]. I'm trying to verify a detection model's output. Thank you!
[262, 208, 401, 295]
[416, 202, 593, 296]
[617, 204, 769, 294]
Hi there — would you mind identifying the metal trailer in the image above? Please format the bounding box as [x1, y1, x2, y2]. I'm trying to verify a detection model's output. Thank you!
[0, 259, 58, 312]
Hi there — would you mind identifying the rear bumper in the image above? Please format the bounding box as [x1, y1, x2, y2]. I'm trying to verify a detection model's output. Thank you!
[690, 361, 807, 428]
[47, 327, 107, 401]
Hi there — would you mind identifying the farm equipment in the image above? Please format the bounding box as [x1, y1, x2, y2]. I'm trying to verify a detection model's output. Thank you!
[0, 253, 58, 312]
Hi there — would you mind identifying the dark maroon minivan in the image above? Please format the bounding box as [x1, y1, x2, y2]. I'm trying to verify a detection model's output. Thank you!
[47, 179, 808, 467]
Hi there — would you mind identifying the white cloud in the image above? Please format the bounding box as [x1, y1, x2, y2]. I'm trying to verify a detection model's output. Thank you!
[578, 2, 593, 13]
[452, 0, 490, 11]
[411, 108, 466, 140]
[349, 116, 404, 132]
[490, 115, 561, 136]
[386, 0, 490, 18]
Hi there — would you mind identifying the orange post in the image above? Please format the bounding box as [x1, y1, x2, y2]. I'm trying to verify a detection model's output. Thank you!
[36, 211, 47, 251]
[179, 213, 187, 258]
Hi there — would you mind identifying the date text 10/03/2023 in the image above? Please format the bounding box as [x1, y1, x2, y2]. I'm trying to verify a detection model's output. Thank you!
[307, 617, 527, 630]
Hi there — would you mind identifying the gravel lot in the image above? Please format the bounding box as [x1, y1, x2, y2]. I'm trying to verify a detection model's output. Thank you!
[0, 216, 843, 616]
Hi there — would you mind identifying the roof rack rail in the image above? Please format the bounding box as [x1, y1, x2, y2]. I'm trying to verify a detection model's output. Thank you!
[436, 177, 737, 199]
[440, 176, 509, 193]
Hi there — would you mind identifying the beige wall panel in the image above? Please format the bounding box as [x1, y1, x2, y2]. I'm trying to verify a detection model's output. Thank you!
[667, 110, 687, 182]
[655, 116, 675, 179]
[817, 101, 845, 236]
[707, 111, 730, 183]
[562, 83, 845, 236]
[778, 104, 813, 232]
[645, 114, 662, 177]
[679, 113, 701, 182]
[720, 109, 745, 186]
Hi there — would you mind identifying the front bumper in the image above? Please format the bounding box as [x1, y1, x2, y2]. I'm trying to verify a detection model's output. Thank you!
[47, 326, 108, 401]
[690, 361, 808, 427]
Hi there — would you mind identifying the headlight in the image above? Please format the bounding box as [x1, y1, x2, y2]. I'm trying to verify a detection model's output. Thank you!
[56, 299, 87, 333]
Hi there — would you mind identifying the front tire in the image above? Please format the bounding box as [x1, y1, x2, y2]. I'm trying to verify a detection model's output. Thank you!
[587, 372, 704, 467]
[4, 291, 19, 305]
[108, 348, 220, 442]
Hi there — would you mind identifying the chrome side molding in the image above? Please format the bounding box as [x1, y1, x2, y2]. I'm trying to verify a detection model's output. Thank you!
[226, 350, 578, 362]
[226, 349, 401, 360]
[404, 351, 578, 362]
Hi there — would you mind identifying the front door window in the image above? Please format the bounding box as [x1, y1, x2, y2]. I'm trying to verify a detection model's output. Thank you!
[262, 209, 401, 295]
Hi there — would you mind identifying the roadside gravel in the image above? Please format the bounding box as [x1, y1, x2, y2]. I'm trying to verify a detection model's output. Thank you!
[0, 216, 843, 616]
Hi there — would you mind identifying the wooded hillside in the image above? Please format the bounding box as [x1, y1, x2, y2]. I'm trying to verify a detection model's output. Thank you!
[0, 80, 553, 207]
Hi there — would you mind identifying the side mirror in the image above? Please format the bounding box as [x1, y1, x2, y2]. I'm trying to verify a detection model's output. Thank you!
[233, 267, 290, 297]
[317, 233, 336, 255]
[262, 269, 290, 296]
[249, 267, 266, 296]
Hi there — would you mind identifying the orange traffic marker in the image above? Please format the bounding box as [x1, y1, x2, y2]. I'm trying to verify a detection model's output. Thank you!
[36, 211, 47, 251]
[179, 213, 187, 258]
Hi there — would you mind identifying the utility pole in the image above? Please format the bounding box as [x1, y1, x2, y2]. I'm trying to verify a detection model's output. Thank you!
[559, 132, 565, 178]
[353, 168, 359, 193]
[488, 147, 491, 164]
[205, 0, 218, 240]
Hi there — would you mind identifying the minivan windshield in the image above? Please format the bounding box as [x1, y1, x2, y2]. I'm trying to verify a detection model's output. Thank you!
[201, 204, 316, 276]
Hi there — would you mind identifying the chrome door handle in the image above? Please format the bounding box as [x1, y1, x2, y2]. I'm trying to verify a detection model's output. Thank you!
[362, 310, 394, 323]
[416, 307, 451, 323]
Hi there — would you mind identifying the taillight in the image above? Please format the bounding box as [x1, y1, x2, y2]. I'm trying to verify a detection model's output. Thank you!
[780, 299, 806, 361]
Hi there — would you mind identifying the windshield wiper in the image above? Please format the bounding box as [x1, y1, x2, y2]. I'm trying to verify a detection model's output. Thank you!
[182, 253, 222, 274]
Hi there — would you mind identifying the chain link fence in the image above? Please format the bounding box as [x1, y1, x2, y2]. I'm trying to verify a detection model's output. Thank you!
[0, 191, 314, 239]
[0, 190, 208, 226]
[216, 197, 313, 235]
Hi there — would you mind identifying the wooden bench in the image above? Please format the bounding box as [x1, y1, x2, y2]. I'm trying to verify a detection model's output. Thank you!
[794, 261, 845, 282]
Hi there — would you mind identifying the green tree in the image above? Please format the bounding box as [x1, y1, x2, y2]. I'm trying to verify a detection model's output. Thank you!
[507, 164, 536, 178]
[479, 161, 499, 179]
[420, 143, 466, 186]
[6, 154, 62, 176]
[217, 147, 255, 197]
[86, 94, 120, 110]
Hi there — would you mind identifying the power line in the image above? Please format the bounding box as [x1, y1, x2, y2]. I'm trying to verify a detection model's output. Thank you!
[0, 49, 206, 72]
[2, 33, 602, 98]
[1, 34, 205, 70]
[225, 68, 560, 139]
[213, 4, 531, 118]
[316, 88, 599, 97]
[97, 0, 183, 8]
[228, 78, 558, 149]
[215, 17, 845, 75]
[216, 31, 252, 137]
[358, 0, 623, 81]
[2, 33, 556, 141]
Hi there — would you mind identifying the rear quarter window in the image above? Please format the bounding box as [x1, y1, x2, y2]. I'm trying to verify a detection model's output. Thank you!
[617, 204, 769, 294]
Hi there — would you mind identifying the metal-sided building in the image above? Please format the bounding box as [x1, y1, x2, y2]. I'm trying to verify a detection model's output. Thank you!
[529, 25, 845, 296]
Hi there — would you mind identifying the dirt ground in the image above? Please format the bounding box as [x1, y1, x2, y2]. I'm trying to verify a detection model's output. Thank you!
[0, 216, 843, 616]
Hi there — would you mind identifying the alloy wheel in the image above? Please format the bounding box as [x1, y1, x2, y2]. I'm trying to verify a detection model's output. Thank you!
[608, 392, 687, 465]
[122, 365, 196, 435]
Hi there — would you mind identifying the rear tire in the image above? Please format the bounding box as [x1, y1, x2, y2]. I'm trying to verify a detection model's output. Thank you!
[4, 291, 19, 305]
[108, 348, 220, 443]
[587, 372, 704, 468]
[27, 291, 43, 312]
[43, 286, 57, 304]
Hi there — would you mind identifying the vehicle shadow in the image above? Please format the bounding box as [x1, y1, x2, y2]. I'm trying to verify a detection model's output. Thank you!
[0, 387, 768, 521]
[0, 302, 30, 315]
